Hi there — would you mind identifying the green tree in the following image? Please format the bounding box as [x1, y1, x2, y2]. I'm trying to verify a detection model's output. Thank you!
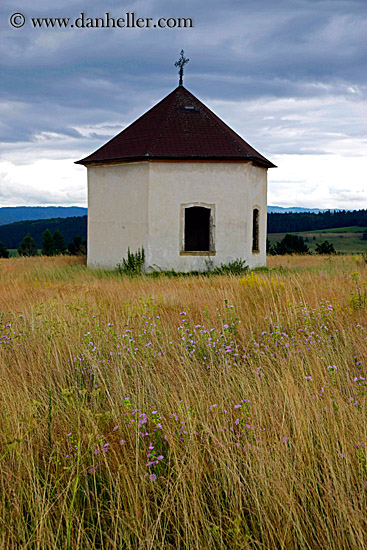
[42, 229, 55, 256]
[0, 241, 9, 258]
[274, 234, 309, 255]
[18, 234, 37, 257]
[315, 240, 336, 254]
[53, 229, 66, 254]
[68, 236, 86, 256]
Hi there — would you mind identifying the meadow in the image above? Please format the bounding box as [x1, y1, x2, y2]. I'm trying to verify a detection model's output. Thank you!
[0, 254, 366, 549]
[268, 226, 367, 254]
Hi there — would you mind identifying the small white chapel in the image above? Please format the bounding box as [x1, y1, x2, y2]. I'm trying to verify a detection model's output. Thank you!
[76, 52, 275, 271]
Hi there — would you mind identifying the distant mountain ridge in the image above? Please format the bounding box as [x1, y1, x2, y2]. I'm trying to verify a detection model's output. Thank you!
[0, 206, 87, 226]
[267, 206, 344, 214]
[0, 205, 338, 227]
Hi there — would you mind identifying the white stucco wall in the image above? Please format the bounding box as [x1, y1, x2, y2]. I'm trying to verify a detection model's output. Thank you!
[87, 160, 267, 271]
[87, 163, 149, 267]
[147, 161, 267, 271]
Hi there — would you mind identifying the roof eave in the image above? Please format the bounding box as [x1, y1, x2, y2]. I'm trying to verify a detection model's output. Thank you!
[75, 155, 276, 168]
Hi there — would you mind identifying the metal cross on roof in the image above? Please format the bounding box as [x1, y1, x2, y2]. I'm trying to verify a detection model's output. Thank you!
[174, 50, 189, 86]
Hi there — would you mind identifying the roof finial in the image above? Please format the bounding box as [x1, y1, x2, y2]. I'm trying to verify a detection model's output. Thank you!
[174, 50, 189, 86]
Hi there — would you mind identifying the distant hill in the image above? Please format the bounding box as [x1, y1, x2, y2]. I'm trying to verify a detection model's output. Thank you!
[268, 210, 367, 233]
[0, 206, 87, 226]
[267, 206, 336, 214]
[0, 216, 87, 249]
[0, 206, 340, 229]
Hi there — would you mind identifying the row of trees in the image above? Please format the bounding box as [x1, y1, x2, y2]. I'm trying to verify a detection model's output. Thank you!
[0, 232, 341, 260]
[0, 230, 86, 258]
[267, 234, 336, 255]
[40, 229, 67, 255]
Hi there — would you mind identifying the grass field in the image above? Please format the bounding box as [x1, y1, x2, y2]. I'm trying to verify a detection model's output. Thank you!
[8, 249, 41, 258]
[0, 255, 367, 549]
[268, 226, 367, 253]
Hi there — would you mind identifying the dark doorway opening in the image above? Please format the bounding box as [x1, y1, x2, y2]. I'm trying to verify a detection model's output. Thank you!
[184, 207, 210, 251]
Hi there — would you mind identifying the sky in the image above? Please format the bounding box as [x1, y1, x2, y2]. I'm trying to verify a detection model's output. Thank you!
[0, 0, 366, 209]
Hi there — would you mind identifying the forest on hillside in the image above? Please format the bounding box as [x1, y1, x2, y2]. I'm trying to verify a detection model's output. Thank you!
[1, 210, 367, 250]
[0, 216, 87, 248]
[267, 209, 367, 233]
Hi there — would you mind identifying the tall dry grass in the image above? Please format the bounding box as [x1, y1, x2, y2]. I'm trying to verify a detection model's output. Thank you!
[0, 254, 366, 549]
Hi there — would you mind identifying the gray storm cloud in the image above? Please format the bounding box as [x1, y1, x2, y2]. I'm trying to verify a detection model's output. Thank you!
[0, 0, 366, 207]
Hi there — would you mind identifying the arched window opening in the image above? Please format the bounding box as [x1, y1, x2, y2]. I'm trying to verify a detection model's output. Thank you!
[252, 208, 260, 252]
[184, 206, 210, 252]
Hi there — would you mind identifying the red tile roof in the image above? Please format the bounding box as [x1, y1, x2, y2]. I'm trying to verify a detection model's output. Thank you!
[76, 86, 275, 168]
